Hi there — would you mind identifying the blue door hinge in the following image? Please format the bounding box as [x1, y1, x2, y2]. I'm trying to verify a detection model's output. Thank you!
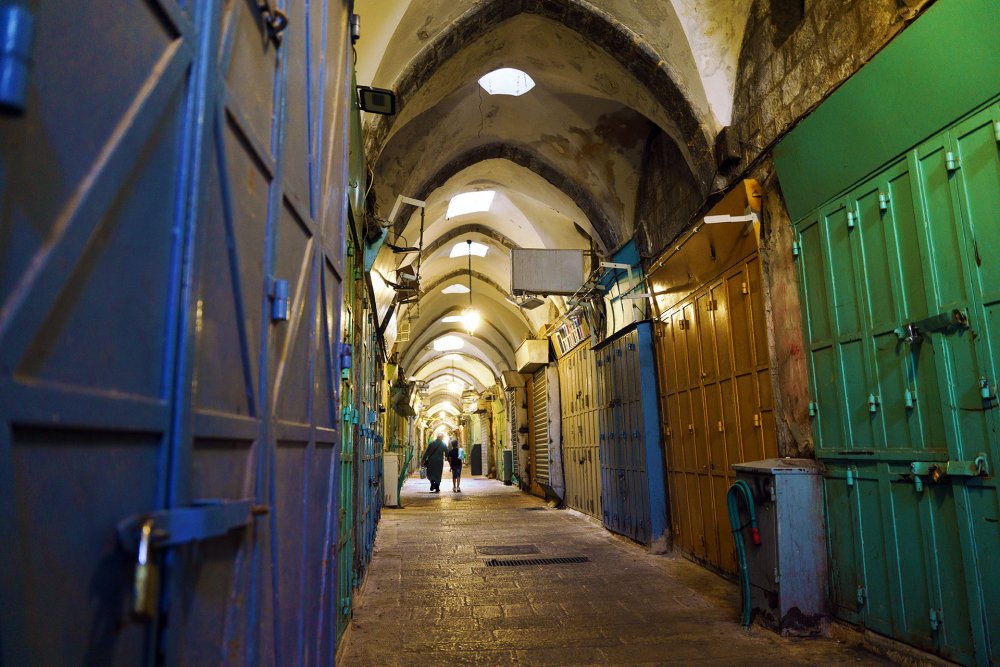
[269, 277, 290, 321]
[0, 4, 35, 113]
[807, 401, 817, 417]
[792, 240, 800, 257]
[847, 211, 856, 229]
[117, 499, 264, 552]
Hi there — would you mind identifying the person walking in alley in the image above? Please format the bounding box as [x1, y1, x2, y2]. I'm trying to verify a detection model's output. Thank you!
[421, 434, 447, 493]
[446, 439, 463, 493]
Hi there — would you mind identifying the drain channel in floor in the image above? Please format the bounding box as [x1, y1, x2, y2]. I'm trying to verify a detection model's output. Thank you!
[476, 544, 540, 555]
[484, 556, 589, 567]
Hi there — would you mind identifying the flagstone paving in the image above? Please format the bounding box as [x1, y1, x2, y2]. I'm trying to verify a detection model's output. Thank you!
[338, 476, 886, 666]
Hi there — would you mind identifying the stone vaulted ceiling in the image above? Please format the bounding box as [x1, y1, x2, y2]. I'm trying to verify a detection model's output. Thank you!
[357, 0, 754, 405]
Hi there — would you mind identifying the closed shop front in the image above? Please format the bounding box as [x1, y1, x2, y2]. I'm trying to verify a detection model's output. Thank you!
[775, 4, 998, 662]
[594, 322, 668, 548]
[531, 367, 550, 489]
[558, 339, 602, 519]
[651, 202, 776, 574]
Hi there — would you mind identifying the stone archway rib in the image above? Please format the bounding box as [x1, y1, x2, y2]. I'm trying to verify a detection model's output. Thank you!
[365, 0, 714, 188]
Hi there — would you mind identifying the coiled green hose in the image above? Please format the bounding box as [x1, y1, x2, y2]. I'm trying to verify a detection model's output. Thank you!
[727, 479, 759, 628]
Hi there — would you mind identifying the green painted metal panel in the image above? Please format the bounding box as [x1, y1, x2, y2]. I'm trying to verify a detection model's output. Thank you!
[794, 99, 1000, 664]
[774, 0, 1000, 220]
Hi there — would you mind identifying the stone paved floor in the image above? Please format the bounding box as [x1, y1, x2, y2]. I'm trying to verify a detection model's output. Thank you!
[339, 476, 887, 666]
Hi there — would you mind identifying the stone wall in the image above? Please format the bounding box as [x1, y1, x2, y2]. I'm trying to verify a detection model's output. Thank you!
[731, 0, 930, 162]
[727, 0, 934, 456]
[633, 129, 703, 258]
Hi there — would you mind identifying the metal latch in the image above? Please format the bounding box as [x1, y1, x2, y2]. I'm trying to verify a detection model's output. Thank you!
[0, 3, 34, 113]
[117, 499, 264, 551]
[894, 309, 968, 342]
[910, 454, 990, 482]
[118, 499, 264, 621]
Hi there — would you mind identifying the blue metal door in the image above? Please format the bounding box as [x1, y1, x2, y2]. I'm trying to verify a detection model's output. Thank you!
[595, 322, 668, 547]
[0, 1, 351, 665]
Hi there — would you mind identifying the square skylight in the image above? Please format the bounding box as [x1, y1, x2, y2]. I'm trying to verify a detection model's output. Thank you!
[449, 241, 488, 258]
[442, 284, 470, 294]
[433, 335, 464, 352]
[446, 191, 495, 219]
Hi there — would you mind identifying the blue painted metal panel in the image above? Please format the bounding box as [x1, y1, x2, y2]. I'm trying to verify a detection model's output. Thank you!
[0, 2, 352, 666]
[594, 321, 667, 548]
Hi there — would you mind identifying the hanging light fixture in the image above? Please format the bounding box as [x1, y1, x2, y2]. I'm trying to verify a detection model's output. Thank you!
[463, 239, 480, 334]
[448, 357, 463, 394]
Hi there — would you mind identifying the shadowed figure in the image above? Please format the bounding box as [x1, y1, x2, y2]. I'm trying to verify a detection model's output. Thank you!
[421, 435, 447, 493]
[446, 439, 463, 493]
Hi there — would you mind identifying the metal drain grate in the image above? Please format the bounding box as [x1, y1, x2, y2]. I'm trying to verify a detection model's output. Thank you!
[484, 556, 589, 567]
[476, 545, 540, 555]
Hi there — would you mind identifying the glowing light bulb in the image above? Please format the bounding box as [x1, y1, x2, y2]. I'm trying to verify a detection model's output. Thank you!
[463, 307, 480, 334]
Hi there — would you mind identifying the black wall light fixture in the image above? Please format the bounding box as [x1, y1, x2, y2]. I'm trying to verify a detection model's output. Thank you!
[358, 86, 396, 115]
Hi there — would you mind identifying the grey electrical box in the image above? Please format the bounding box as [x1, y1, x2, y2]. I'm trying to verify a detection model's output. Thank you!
[510, 249, 585, 295]
[731, 458, 829, 636]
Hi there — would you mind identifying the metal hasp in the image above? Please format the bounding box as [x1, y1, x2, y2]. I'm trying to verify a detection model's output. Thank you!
[0, 3, 33, 112]
[593, 321, 668, 552]
[117, 499, 259, 552]
[911, 455, 990, 480]
[731, 459, 828, 637]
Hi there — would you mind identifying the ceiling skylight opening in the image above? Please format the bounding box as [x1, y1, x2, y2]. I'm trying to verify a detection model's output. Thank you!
[433, 335, 464, 352]
[442, 284, 470, 295]
[446, 191, 495, 219]
[478, 68, 535, 97]
[449, 241, 488, 258]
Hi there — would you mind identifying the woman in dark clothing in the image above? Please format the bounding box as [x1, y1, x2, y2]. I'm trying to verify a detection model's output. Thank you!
[421, 435, 447, 493]
[445, 439, 463, 493]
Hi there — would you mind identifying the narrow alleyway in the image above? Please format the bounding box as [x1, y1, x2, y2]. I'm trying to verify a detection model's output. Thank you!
[339, 477, 885, 666]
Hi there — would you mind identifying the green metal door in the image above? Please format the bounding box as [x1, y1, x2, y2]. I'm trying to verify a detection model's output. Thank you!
[795, 101, 1000, 665]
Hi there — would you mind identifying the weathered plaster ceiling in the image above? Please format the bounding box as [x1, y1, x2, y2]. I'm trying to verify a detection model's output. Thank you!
[356, 0, 754, 413]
